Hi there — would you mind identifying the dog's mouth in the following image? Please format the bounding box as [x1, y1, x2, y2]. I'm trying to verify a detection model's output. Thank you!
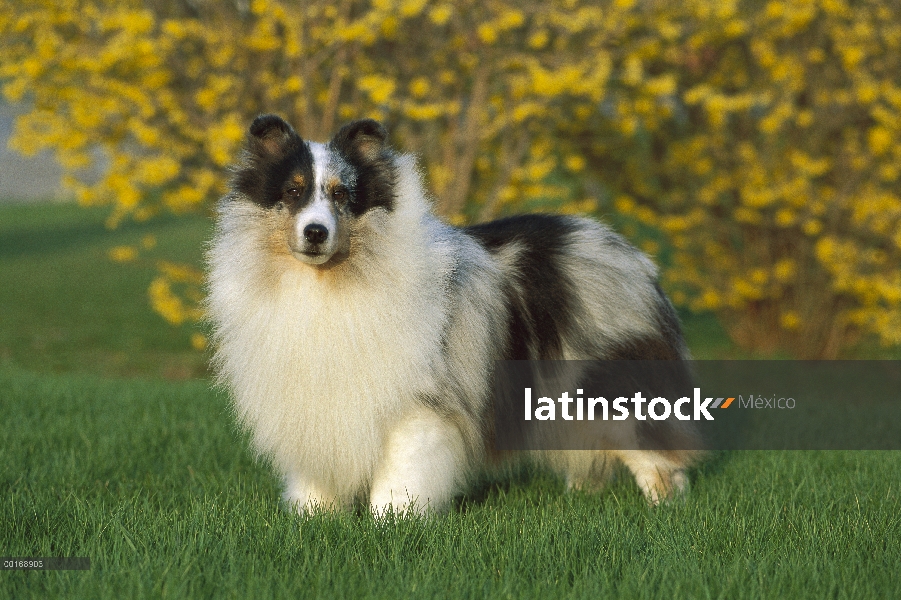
[288, 245, 349, 270]
[287, 227, 349, 268]
[288, 242, 339, 266]
[291, 247, 330, 263]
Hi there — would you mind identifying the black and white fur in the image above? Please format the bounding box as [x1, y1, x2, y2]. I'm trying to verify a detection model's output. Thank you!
[207, 115, 698, 515]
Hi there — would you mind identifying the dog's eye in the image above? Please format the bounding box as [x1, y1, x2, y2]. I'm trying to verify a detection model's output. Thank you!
[332, 187, 348, 201]
[286, 187, 301, 197]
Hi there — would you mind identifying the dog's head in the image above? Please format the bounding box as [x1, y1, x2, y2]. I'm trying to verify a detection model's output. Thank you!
[232, 114, 397, 266]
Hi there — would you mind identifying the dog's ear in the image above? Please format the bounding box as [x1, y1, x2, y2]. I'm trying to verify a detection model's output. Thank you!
[330, 119, 390, 162]
[248, 114, 298, 157]
[330, 119, 397, 214]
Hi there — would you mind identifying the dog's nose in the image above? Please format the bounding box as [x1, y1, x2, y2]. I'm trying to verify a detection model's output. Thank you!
[303, 224, 328, 244]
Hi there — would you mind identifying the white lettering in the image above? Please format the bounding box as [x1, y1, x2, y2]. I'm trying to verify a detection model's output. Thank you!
[648, 397, 671, 420]
[694, 387, 714, 420]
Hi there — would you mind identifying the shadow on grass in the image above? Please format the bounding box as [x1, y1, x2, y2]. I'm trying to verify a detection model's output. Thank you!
[691, 449, 734, 481]
[454, 461, 547, 512]
[452, 450, 735, 513]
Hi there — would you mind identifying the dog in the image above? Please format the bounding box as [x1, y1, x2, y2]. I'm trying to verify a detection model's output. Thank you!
[206, 114, 699, 515]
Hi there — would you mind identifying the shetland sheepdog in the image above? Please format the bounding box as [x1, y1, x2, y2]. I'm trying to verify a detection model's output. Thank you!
[206, 114, 697, 515]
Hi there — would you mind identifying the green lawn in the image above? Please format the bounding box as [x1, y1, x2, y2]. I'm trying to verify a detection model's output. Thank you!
[1, 202, 899, 598]
[0, 202, 211, 379]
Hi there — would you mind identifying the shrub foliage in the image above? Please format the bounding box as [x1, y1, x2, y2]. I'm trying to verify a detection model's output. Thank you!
[2, 0, 900, 357]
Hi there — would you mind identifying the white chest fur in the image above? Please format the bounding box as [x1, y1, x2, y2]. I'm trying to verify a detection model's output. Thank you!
[208, 210, 454, 498]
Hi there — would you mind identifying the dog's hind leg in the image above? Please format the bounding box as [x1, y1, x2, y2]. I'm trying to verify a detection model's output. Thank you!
[369, 407, 469, 516]
[613, 450, 689, 505]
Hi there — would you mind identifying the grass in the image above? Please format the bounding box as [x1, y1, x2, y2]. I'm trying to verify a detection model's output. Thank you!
[2, 363, 899, 598]
[1, 201, 900, 598]
[0, 202, 211, 379]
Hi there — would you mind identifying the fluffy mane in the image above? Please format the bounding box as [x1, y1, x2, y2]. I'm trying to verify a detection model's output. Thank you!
[206, 156, 467, 500]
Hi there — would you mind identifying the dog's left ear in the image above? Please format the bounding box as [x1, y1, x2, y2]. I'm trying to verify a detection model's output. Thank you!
[330, 119, 389, 162]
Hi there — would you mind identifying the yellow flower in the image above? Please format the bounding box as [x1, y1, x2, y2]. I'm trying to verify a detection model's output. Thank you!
[868, 126, 893, 156]
[750, 269, 768, 285]
[109, 246, 137, 262]
[250, 0, 269, 16]
[564, 155, 586, 172]
[624, 56, 643, 86]
[358, 75, 396, 105]
[526, 157, 554, 181]
[380, 15, 398, 37]
[841, 46, 865, 70]
[138, 156, 180, 185]
[409, 77, 430, 99]
[191, 333, 208, 351]
[615, 195, 636, 214]
[780, 311, 801, 330]
[477, 23, 498, 44]
[528, 30, 549, 49]
[428, 5, 452, 25]
[700, 290, 721, 310]
[879, 164, 899, 181]
[641, 240, 660, 255]
[807, 48, 825, 63]
[796, 110, 813, 127]
[399, 0, 426, 17]
[775, 209, 795, 227]
[803, 219, 823, 236]
[774, 259, 796, 281]
[403, 102, 443, 121]
[497, 9, 524, 29]
[645, 75, 676, 96]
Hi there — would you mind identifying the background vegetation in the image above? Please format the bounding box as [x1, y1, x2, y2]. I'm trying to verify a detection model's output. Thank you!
[2, 1, 901, 592]
[2, 0, 901, 358]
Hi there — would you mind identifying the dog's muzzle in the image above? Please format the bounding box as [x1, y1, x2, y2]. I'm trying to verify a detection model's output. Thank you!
[290, 219, 337, 265]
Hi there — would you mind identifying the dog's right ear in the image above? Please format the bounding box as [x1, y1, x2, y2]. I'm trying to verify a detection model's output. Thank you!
[247, 114, 298, 157]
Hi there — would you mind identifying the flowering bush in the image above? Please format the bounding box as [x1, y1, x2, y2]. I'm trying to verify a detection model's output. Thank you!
[2, 0, 899, 357]
[568, 0, 901, 357]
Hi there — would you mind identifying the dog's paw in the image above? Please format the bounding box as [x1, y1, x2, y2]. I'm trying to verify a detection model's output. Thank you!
[369, 490, 430, 518]
[282, 474, 341, 514]
[637, 468, 689, 506]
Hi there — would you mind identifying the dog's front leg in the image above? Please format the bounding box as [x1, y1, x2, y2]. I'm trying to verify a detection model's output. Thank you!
[283, 472, 341, 514]
[369, 407, 468, 516]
